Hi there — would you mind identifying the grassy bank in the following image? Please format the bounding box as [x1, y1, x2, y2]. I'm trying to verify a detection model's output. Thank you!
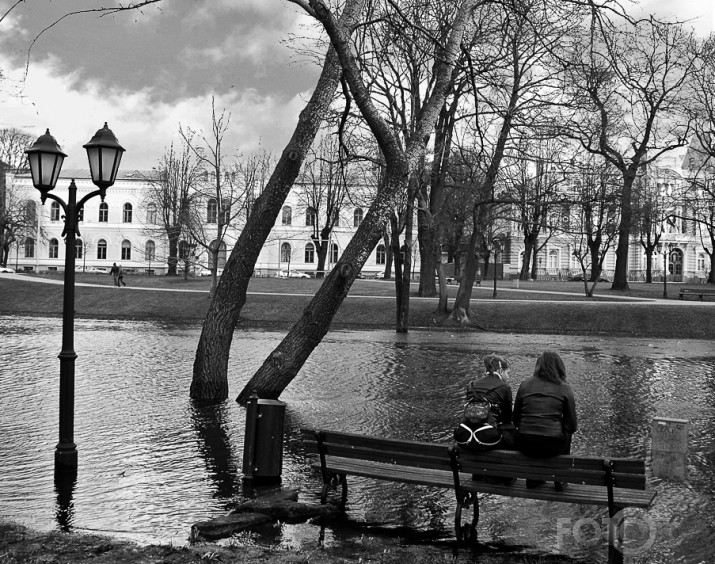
[2, 272, 714, 339]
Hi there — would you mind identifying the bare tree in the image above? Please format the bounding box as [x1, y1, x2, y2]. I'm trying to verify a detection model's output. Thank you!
[561, 15, 697, 290]
[180, 99, 249, 294]
[0, 127, 33, 267]
[143, 139, 202, 276]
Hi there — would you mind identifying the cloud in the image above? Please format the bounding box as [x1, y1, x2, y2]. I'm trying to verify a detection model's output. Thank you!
[1, 55, 312, 170]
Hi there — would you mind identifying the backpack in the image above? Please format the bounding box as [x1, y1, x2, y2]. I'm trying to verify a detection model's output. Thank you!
[454, 397, 502, 451]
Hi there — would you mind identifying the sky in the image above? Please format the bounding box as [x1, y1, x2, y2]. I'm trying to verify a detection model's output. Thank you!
[0, 0, 714, 172]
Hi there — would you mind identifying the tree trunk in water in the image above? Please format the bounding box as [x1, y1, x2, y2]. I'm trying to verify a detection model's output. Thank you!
[396, 194, 414, 332]
[190, 41, 346, 401]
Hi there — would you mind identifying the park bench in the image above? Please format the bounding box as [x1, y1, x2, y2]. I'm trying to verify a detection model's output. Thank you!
[678, 287, 715, 301]
[301, 428, 656, 564]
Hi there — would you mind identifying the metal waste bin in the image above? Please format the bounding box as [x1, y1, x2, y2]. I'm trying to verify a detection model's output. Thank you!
[242, 394, 285, 481]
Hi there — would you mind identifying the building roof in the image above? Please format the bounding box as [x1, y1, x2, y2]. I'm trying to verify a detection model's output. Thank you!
[14, 169, 158, 181]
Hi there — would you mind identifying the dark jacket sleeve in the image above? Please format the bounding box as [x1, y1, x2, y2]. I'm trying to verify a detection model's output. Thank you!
[499, 384, 513, 425]
[562, 385, 578, 435]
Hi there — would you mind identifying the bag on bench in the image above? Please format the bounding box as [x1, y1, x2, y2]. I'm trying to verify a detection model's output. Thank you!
[454, 397, 502, 451]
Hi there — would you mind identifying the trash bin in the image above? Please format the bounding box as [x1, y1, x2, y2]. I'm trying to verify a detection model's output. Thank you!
[242, 394, 286, 482]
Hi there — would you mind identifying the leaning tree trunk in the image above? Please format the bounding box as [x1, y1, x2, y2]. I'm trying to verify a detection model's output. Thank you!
[611, 173, 636, 291]
[190, 39, 350, 400]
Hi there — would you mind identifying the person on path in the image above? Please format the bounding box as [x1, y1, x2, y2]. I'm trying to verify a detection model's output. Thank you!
[117, 265, 126, 287]
[513, 350, 577, 490]
[109, 263, 119, 287]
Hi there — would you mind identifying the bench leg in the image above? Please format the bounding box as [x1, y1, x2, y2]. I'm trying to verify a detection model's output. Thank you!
[607, 507, 625, 564]
[320, 472, 348, 507]
[454, 492, 478, 544]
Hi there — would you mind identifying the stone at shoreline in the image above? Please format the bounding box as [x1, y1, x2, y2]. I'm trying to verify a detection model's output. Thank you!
[191, 489, 341, 541]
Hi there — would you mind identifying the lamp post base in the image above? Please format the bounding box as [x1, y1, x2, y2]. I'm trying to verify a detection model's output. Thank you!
[55, 443, 78, 471]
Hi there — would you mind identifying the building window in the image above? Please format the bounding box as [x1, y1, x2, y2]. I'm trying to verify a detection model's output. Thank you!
[376, 244, 386, 265]
[330, 242, 339, 263]
[121, 240, 132, 260]
[24, 238, 34, 258]
[548, 249, 558, 269]
[146, 204, 158, 224]
[49, 238, 59, 259]
[354, 208, 363, 227]
[99, 203, 108, 222]
[50, 201, 61, 221]
[305, 242, 315, 263]
[280, 242, 292, 263]
[282, 206, 292, 226]
[697, 253, 706, 271]
[220, 199, 230, 224]
[145, 240, 156, 261]
[306, 206, 317, 227]
[207, 199, 217, 223]
[75, 239, 83, 259]
[24, 200, 37, 224]
[123, 203, 133, 223]
[97, 239, 107, 260]
[77, 207, 84, 222]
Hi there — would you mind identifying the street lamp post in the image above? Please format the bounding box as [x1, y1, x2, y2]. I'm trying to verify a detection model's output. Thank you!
[25, 124, 125, 471]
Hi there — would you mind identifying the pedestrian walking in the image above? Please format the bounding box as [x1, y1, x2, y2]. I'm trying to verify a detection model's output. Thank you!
[109, 263, 119, 287]
[118, 265, 126, 287]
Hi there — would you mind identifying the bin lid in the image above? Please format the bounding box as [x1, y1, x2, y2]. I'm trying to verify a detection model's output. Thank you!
[257, 399, 286, 407]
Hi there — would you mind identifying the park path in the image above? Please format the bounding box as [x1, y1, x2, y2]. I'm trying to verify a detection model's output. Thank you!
[4, 272, 714, 306]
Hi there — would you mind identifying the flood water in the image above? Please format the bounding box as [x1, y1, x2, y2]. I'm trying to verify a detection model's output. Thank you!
[1, 315, 714, 563]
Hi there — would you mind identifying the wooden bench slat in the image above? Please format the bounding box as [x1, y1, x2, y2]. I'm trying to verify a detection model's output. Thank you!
[315, 443, 452, 471]
[310, 458, 456, 488]
[302, 429, 448, 458]
[459, 480, 656, 508]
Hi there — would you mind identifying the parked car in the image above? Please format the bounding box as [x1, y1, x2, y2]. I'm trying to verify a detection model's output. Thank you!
[276, 269, 310, 278]
[198, 268, 223, 277]
[374, 271, 385, 279]
[0, 266, 15, 273]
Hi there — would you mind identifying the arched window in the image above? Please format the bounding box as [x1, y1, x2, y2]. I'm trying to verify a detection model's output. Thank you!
[548, 249, 558, 269]
[697, 253, 706, 272]
[207, 199, 218, 223]
[75, 239, 83, 259]
[123, 203, 133, 223]
[330, 242, 339, 263]
[208, 240, 227, 269]
[49, 238, 59, 259]
[24, 238, 34, 258]
[145, 240, 156, 261]
[305, 242, 315, 263]
[354, 208, 363, 227]
[97, 239, 107, 260]
[146, 204, 158, 224]
[221, 199, 230, 224]
[121, 240, 132, 260]
[306, 206, 317, 227]
[178, 240, 192, 261]
[280, 242, 292, 263]
[376, 244, 386, 265]
[282, 206, 292, 226]
[99, 202, 108, 222]
[50, 201, 61, 221]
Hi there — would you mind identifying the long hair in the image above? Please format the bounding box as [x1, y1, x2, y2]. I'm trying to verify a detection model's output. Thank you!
[533, 351, 566, 384]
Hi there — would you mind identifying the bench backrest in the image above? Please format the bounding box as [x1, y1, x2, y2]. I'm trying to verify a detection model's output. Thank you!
[451, 447, 646, 490]
[301, 428, 452, 472]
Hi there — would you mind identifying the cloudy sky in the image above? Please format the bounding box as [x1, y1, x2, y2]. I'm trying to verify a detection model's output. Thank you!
[0, 0, 713, 171]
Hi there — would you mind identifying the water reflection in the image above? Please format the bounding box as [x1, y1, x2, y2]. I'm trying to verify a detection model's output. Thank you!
[1, 315, 715, 563]
[54, 466, 77, 532]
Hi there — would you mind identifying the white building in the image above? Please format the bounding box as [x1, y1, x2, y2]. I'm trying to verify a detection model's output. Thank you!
[5, 170, 388, 277]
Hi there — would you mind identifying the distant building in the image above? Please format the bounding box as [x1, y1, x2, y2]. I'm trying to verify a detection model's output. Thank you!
[5, 169, 387, 277]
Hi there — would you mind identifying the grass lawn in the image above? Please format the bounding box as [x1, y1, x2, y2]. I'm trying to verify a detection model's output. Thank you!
[2, 271, 714, 338]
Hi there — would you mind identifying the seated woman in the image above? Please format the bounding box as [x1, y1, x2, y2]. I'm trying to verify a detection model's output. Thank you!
[455, 353, 515, 484]
[513, 350, 577, 490]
